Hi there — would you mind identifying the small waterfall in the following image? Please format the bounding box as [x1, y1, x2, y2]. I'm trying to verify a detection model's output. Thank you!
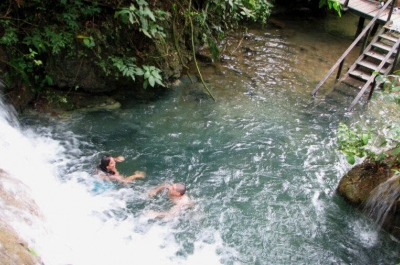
[363, 174, 400, 227]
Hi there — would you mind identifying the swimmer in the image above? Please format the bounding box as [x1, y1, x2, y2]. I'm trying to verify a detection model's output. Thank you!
[146, 182, 192, 218]
[97, 155, 145, 184]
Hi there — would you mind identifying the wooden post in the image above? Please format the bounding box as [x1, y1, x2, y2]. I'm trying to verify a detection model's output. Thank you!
[336, 60, 345, 80]
[371, 23, 379, 36]
[368, 79, 376, 100]
[360, 28, 371, 55]
[355, 17, 365, 41]
[392, 48, 400, 73]
[387, 0, 395, 21]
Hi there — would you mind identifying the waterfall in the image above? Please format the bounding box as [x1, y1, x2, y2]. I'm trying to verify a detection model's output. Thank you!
[0, 93, 222, 265]
[363, 174, 400, 227]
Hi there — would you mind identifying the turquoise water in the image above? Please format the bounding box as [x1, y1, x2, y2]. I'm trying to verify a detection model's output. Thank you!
[14, 13, 400, 265]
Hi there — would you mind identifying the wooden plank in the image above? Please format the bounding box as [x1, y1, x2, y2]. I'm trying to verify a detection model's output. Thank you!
[373, 41, 396, 52]
[342, 0, 400, 23]
[381, 33, 399, 42]
[358, 59, 389, 72]
[349, 69, 372, 80]
[341, 76, 371, 88]
[365, 50, 395, 62]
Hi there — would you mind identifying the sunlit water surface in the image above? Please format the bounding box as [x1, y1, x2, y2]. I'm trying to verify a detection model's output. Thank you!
[2, 13, 400, 265]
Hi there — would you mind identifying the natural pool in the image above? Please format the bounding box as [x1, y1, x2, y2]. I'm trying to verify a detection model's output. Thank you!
[2, 12, 400, 265]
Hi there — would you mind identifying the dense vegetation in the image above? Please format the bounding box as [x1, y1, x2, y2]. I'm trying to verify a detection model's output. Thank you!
[337, 73, 400, 170]
[0, 0, 347, 106]
[0, 0, 273, 106]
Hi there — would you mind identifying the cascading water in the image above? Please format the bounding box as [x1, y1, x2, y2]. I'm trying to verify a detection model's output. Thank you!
[0, 96, 223, 264]
[363, 174, 400, 227]
[1, 13, 400, 265]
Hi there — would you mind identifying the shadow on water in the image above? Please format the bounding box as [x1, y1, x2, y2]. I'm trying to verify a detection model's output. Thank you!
[16, 12, 400, 265]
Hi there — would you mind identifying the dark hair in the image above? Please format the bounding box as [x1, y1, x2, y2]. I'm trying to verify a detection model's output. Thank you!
[175, 183, 186, 195]
[98, 155, 115, 175]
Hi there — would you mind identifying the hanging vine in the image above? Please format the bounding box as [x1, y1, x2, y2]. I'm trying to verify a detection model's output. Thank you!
[188, 0, 216, 101]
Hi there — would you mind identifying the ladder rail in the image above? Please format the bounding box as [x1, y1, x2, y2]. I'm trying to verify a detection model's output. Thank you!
[340, 26, 388, 82]
[347, 35, 400, 110]
[311, 0, 394, 96]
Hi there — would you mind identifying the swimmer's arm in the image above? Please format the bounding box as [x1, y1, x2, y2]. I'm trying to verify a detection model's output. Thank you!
[114, 156, 125, 162]
[106, 171, 145, 184]
[148, 184, 170, 197]
[125, 171, 146, 182]
[145, 206, 179, 219]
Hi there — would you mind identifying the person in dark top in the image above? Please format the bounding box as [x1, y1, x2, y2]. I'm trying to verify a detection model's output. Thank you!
[97, 155, 145, 184]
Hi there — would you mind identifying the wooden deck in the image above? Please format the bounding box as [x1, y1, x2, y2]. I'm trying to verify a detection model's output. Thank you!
[339, 0, 400, 25]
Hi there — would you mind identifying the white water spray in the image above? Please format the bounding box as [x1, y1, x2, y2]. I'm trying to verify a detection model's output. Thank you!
[363, 174, 400, 227]
[0, 95, 222, 265]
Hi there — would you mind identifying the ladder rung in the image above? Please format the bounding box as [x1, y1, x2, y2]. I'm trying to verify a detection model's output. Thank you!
[348, 69, 372, 81]
[341, 76, 367, 89]
[372, 42, 396, 53]
[364, 51, 394, 63]
[357, 60, 388, 73]
[380, 33, 398, 43]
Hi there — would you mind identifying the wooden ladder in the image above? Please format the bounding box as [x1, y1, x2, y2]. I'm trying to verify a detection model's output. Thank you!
[311, 0, 400, 110]
[340, 25, 400, 109]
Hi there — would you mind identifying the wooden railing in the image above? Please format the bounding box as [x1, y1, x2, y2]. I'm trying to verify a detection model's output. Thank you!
[311, 0, 395, 97]
[348, 36, 400, 110]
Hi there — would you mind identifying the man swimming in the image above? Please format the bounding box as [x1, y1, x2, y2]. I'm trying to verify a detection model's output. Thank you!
[147, 182, 192, 218]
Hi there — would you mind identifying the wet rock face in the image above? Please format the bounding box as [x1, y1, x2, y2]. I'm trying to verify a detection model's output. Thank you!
[46, 58, 113, 93]
[336, 162, 392, 206]
[336, 159, 400, 239]
[0, 169, 43, 265]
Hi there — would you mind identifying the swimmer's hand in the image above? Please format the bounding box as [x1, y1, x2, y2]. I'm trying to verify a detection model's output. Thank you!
[114, 156, 125, 162]
[134, 171, 146, 179]
[148, 183, 169, 197]
[148, 189, 157, 197]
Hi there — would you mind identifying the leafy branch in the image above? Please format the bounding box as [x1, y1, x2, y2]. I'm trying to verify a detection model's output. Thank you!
[110, 56, 164, 89]
[337, 123, 372, 165]
[114, 0, 170, 39]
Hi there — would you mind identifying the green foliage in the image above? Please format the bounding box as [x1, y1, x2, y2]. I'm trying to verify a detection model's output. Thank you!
[244, 0, 274, 25]
[110, 56, 143, 81]
[205, 0, 272, 27]
[336, 71, 400, 165]
[337, 123, 372, 164]
[0, 0, 273, 100]
[45, 90, 68, 104]
[114, 1, 170, 38]
[29, 248, 38, 257]
[375, 72, 400, 104]
[110, 57, 164, 89]
[0, 21, 19, 46]
[142, 65, 164, 89]
[0, 0, 101, 94]
[319, 0, 342, 16]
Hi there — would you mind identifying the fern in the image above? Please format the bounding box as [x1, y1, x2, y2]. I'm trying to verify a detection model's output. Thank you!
[110, 56, 142, 81]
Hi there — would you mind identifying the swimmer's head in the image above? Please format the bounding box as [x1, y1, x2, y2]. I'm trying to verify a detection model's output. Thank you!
[98, 155, 115, 174]
[172, 183, 186, 196]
